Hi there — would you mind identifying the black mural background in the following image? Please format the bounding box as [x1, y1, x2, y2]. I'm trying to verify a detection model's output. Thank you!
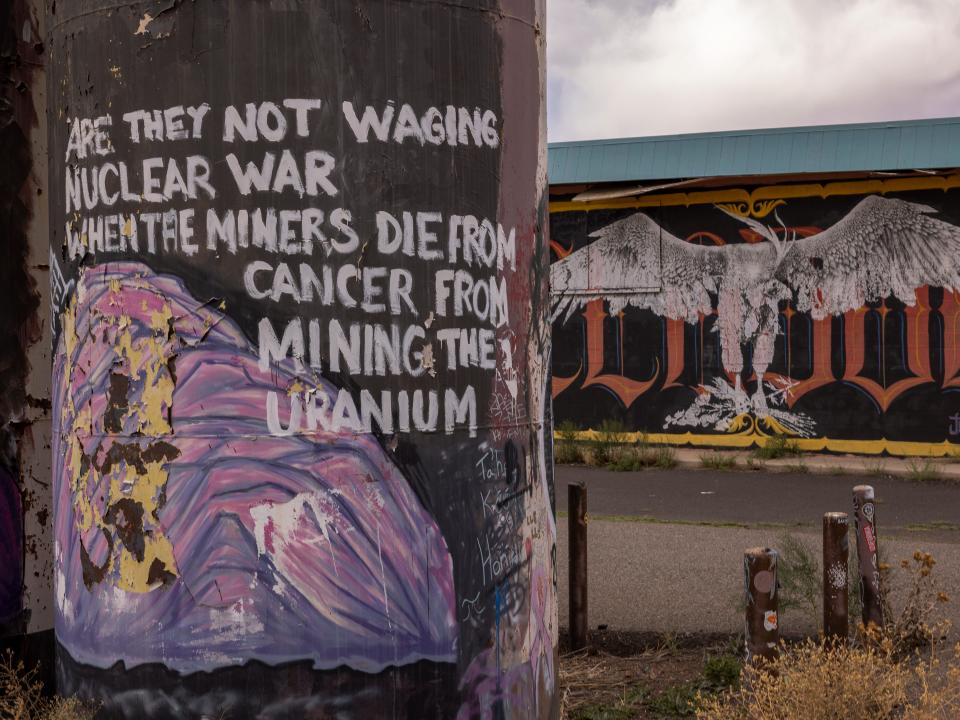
[50, 2, 553, 719]
[550, 188, 960, 448]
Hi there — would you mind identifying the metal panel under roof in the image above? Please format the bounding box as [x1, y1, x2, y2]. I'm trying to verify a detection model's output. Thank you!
[548, 117, 960, 185]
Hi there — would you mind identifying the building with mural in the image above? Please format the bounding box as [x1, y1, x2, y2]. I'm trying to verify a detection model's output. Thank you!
[549, 118, 960, 456]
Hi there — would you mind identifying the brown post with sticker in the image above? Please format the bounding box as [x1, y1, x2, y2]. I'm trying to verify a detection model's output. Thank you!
[853, 485, 883, 628]
[822, 512, 849, 641]
[744, 547, 779, 663]
[569, 481, 588, 651]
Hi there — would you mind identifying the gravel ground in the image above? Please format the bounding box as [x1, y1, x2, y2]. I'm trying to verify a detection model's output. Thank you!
[554, 465, 960, 637]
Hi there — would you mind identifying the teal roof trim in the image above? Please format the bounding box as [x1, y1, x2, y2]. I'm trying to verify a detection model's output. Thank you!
[548, 117, 960, 185]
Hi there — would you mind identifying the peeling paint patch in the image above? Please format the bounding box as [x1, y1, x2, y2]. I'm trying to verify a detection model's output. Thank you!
[134, 13, 153, 36]
[251, 491, 345, 565]
[61, 285, 183, 594]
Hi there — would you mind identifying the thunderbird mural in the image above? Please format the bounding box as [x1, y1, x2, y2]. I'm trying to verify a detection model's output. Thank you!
[550, 186, 960, 453]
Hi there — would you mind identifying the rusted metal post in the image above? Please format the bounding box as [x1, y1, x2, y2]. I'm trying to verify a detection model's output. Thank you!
[744, 547, 779, 664]
[853, 485, 884, 628]
[822, 512, 849, 642]
[569, 482, 588, 651]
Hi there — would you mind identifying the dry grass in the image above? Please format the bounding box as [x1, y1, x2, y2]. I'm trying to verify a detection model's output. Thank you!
[697, 640, 960, 720]
[876, 552, 952, 659]
[700, 550, 957, 719]
[699, 453, 737, 471]
[556, 440, 587, 465]
[607, 444, 677, 472]
[906, 459, 943, 483]
[560, 649, 652, 719]
[560, 633, 743, 720]
[0, 652, 97, 720]
[590, 420, 631, 465]
[561, 550, 955, 719]
[554, 424, 679, 472]
[555, 420, 587, 465]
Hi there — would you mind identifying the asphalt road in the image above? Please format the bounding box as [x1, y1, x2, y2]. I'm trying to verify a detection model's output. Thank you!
[553, 465, 960, 636]
[555, 465, 960, 537]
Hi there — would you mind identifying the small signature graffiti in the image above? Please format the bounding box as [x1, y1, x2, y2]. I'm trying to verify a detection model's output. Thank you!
[461, 591, 484, 624]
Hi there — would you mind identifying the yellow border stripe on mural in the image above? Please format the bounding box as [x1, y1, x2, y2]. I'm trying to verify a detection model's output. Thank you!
[554, 430, 960, 458]
[549, 174, 960, 214]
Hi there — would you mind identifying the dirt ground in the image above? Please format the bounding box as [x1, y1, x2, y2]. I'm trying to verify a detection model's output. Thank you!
[558, 630, 744, 720]
[552, 457, 960, 718]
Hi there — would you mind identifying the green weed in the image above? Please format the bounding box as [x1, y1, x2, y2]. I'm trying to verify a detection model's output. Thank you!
[606, 444, 677, 472]
[700, 453, 737, 471]
[571, 685, 649, 720]
[702, 654, 742, 691]
[904, 521, 960, 532]
[752, 436, 802, 460]
[906, 458, 942, 482]
[653, 446, 678, 469]
[647, 683, 699, 717]
[557, 419, 580, 442]
[865, 457, 890, 478]
[592, 418, 629, 465]
[776, 533, 821, 629]
[555, 441, 585, 465]
[554, 420, 585, 465]
[645, 653, 742, 718]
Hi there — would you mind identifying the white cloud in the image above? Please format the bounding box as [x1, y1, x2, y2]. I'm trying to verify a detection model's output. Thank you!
[547, 0, 960, 141]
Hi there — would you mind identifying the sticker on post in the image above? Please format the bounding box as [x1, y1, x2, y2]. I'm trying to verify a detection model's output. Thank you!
[862, 525, 877, 553]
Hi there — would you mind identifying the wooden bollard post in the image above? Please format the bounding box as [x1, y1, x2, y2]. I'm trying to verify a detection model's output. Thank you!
[822, 512, 849, 641]
[569, 482, 588, 651]
[853, 485, 883, 628]
[744, 547, 779, 664]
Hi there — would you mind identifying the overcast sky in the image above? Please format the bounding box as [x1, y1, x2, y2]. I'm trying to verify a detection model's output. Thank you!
[547, 0, 960, 142]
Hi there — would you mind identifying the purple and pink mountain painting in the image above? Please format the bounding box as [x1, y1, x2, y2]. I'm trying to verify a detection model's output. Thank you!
[53, 262, 458, 674]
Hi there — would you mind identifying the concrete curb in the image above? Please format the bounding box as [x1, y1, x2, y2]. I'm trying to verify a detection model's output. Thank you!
[673, 447, 960, 480]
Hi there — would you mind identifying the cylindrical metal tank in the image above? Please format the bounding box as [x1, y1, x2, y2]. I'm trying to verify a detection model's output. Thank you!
[1, 0, 55, 681]
[49, 2, 554, 718]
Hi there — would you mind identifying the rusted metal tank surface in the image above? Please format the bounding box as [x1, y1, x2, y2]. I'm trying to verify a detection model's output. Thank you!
[1, 0, 55, 678]
[49, 1, 554, 718]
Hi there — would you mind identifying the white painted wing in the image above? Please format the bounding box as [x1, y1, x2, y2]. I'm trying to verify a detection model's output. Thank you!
[551, 212, 728, 324]
[775, 196, 960, 319]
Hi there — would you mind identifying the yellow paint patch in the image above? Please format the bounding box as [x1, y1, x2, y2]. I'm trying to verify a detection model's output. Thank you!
[149, 304, 174, 333]
[558, 429, 960, 458]
[117, 534, 178, 593]
[67, 439, 94, 532]
[63, 280, 183, 593]
[132, 460, 171, 515]
[111, 303, 176, 436]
